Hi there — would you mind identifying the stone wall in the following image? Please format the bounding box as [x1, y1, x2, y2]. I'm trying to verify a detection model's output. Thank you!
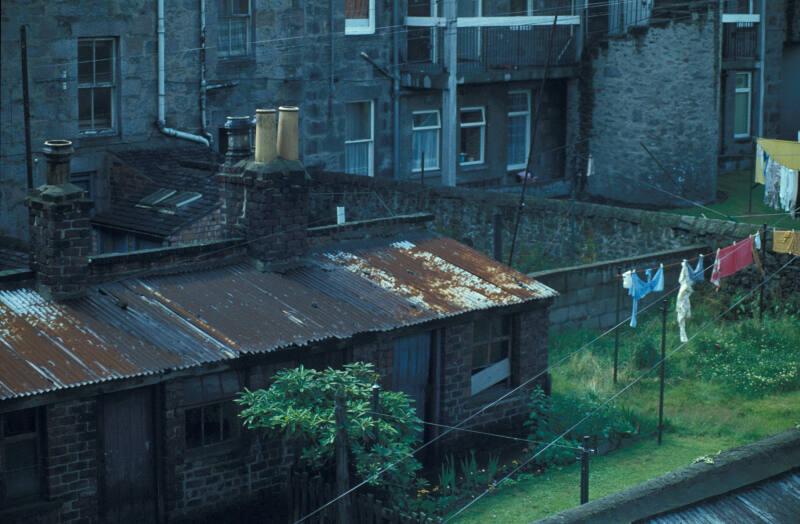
[585, 7, 721, 205]
[532, 245, 707, 330]
[308, 170, 759, 269]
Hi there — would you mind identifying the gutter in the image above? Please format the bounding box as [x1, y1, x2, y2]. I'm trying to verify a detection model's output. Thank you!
[757, 0, 766, 138]
[156, 0, 210, 147]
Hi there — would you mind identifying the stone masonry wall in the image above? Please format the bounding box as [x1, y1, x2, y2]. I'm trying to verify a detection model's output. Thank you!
[308, 170, 760, 268]
[585, 8, 721, 205]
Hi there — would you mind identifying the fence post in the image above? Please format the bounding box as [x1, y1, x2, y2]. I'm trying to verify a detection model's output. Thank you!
[613, 266, 622, 385]
[580, 435, 590, 504]
[371, 383, 381, 445]
[657, 298, 667, 446]
[334, 394, 352, 524]
[759, 223, 767, 322]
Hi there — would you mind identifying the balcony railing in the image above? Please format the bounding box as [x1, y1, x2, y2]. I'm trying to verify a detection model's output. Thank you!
[721, 1, 760, 60]
[723, 21, 758, 59]
[403, 16, 582, 76]
[608, 0, 653, 35]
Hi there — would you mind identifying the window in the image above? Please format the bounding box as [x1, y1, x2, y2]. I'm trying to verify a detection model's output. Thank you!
[345, 101, 374, 177]
[0, 408, 43, 507]
[734, 72, 752, 138]
[345, 0, 375, 35]
[412, 110, 441, 172]
[184, 371, 241, 449]
[507, 91, 531, 171]
[218, 0, 251, 58]
[471, 316, 512, 395]
[78, 38, 116, 133]
[70, 171, 96, 199]
[459, 107, 486, 166]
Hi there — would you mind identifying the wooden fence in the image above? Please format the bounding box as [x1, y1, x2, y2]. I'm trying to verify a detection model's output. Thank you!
[288, 472, 438, 524]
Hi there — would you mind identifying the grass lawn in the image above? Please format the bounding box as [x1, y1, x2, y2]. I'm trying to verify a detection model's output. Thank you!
[665, 170, 799, 227]
[450, 297, 800, 523]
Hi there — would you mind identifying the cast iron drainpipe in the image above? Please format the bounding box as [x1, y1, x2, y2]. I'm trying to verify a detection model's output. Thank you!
[157, 0, 210, 147]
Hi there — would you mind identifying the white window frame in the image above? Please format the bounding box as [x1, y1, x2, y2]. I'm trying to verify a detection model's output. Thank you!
[218, 0, 251, 59]
[78, 37, 117, 135]
[459, 106, 486, 166]
[734, 72, 752, 138]
[344, 100, 375, 177]
[412, 110, 441, 172]
[507, 90, 531, 171]
[345, 0, 376, 35]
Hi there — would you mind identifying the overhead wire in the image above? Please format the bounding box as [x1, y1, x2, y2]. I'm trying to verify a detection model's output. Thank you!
[442, 253, 799, 522]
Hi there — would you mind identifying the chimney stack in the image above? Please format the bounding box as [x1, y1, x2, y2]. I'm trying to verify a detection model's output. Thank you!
[254, 109, 277, 164]
[27, 140, 92, 301]
[276, 106, 299, 161]
[224, 115, 252, 165]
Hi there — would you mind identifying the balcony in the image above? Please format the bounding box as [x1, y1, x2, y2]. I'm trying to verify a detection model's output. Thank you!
[722, 1, 760, 61]
[401, 16, 582, 88]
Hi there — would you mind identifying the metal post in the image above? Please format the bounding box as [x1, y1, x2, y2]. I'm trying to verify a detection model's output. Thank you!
[759, 223, 767, 322]
[493, 214, 503, 262]
[580, 435, 590, 504]
[441, 0, 458, 187]
[20, 25, 33, 190]
[657, 299, 667, 446]
[613, 266, 622, 385]
[420, 150, 425, 185]
[370, 384, 381, 444]
[334, 394, 352, 524]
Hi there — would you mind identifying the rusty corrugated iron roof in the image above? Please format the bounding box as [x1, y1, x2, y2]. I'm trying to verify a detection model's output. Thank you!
[0, 231, 556, 400]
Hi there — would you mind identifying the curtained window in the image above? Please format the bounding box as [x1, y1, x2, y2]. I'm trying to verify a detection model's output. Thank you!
[734, 72, 752, 138]
[345, 101, 374, 176]
[412, 111, 441, 172]
[218, 0, 250, 58]
[459, 107, 486, 166]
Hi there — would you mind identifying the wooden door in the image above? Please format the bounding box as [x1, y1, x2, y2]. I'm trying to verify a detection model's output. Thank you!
[393, 333, 432, 421]
[101, 388, 157, 524]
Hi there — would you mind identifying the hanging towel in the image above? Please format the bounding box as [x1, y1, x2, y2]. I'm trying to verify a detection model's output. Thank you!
[772, 229, 800, 256]
[676, 261, 694, 343]
[764, 158, 782, 210]
[711, 237, 755, 288]
[755, 142, 766, 184]
[627, 265, 664, 327]
[778, 166, 798, 216]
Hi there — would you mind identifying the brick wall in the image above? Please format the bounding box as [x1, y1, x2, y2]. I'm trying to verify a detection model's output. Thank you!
[440, 305, 551, 434]
[168, 207, 226, 246]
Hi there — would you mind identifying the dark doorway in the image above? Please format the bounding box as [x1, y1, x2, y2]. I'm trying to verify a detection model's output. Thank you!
[101, 388, 157, 524]
[393, 332, 432, 421]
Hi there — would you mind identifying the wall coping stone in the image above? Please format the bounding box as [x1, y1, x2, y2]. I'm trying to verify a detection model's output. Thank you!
[535, 428, 800, 524]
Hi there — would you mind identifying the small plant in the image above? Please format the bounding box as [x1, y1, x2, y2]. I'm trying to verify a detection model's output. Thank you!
[438, 455, 457, 496]
[459, 450, 480, 490]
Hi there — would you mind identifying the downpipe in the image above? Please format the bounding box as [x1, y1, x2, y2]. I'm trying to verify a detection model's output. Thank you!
[157, 0, 210, 147]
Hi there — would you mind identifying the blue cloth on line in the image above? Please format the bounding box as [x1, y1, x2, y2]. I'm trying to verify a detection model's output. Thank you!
[628, 265, 664, 328]
[686, 255, 704, 283]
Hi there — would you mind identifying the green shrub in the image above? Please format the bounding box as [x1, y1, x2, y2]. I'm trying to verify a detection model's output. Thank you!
[632, 337, 659, 370]
[689, 316, 800, 395]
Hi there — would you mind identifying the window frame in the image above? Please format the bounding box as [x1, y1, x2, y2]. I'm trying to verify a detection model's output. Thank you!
[345, 0, 376, 36]
[218, 0, 252, 59]
[733, 71, 752, 139]
[411, 110, 441, 173]
[0, 408, 45, 508]
[507, 90, 531, 171]
[77, 37, 117, 135]
[470, 316, 513, 396]
[183, 371, 242, 451]
[459, 106, 486, 167]
[344, 100, 375, 177]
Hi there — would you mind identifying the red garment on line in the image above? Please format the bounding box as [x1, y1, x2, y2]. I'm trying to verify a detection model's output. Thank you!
[711, 236, 754, 287]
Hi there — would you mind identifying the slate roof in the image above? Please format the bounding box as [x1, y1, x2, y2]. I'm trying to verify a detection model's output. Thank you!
[91, 146, 222, 238]
[0, 230, 557, 400]
[644, 469, 800, 523]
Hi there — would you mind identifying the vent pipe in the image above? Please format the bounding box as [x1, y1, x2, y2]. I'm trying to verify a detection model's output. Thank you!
[276, 106, 300, 161]
[254, 109, 277, 163]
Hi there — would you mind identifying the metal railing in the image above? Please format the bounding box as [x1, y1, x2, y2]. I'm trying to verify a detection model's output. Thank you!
[723, 21, 758, 59]
[608, 0, 653, 35]
[404, 22, 580, 75]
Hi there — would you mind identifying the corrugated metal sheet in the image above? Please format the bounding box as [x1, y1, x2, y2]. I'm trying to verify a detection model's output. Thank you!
[644, 469, 800, 523]
[0, 231, 556, 400]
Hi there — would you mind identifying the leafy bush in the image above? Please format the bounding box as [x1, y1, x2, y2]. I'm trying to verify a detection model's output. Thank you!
[236, 363, 422, 501]
[689, 316, 800, 395]
[632, 337, 659, 370]
[526, 387, 643, 467]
